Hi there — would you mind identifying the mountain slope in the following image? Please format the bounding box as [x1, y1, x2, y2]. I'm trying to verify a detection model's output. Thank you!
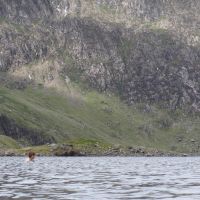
[1, 82, 200, 153]
[0, 0, 200, 153]
[0, 0, 200, 110]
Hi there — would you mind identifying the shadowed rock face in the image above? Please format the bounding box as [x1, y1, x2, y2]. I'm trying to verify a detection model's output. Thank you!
[0, 115, 55, 145]
[0, 0, 200, 110]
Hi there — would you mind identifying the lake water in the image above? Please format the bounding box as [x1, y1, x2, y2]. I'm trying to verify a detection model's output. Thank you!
[0, 157, 200, 200]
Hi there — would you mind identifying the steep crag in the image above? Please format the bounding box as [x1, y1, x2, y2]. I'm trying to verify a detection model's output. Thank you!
[0, 0, 200, 110]
[0, 0, 200, 149]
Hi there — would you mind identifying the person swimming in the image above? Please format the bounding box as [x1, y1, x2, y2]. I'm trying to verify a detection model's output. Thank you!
[26, 151, 36, 162]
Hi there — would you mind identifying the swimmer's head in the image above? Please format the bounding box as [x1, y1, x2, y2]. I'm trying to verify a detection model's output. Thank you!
[28, 151, 36, 161]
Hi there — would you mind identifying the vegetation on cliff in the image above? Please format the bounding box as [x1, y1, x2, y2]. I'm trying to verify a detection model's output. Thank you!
[1, 83, 200, 154]
[0, 0, 200, 154]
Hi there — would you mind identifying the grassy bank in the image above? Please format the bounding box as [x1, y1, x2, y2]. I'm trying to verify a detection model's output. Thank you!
[0, 84, 200, 154]
[0, 135, 20, 149]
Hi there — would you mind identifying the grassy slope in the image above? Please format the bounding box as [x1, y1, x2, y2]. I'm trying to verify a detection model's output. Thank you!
[0, 84, 200, 153]
[0, 135, 20, 149]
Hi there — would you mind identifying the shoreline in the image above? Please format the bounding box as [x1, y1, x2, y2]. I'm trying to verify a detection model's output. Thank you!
[0, 154, 192, 157]
[0, 144, 190, 157]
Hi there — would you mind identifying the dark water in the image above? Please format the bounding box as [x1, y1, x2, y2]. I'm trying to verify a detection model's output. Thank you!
[0, 157, 200, 200]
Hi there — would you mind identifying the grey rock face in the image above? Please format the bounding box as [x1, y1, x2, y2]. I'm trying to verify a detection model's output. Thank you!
[0, 0, 200, 110]
[0, 115, 55, 145]
[0, 0, 53, 23]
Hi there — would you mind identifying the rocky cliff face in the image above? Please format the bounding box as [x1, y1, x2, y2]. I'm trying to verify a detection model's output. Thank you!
[0, 0, 200, 111]
[0, 114, 54, 145]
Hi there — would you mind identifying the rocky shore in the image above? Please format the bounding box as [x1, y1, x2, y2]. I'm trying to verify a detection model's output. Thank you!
[0, 144, 190, 157]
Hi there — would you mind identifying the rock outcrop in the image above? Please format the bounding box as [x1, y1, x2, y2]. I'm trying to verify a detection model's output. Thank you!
[0, 114, 55, 145]
[0, 0, 200, 110]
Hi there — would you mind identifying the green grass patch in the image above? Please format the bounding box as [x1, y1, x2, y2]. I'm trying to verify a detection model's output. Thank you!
[0, 135, 20, 149]
[0, 84, 200, 153]
[19, 145, 51, 155]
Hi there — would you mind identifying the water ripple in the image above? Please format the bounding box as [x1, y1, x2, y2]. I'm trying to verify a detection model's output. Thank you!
[0, 157, 200, 199]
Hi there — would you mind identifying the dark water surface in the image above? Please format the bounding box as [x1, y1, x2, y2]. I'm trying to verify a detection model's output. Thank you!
[0, 157, 200, 200]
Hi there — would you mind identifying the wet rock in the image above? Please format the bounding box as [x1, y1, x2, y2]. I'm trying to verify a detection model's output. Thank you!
[145, 153, 153, 157]
[54, 149, 83, 156]
[52, 144, 83, 156]
[128, 146, 133, 150]
[4, 151, 15, 156]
